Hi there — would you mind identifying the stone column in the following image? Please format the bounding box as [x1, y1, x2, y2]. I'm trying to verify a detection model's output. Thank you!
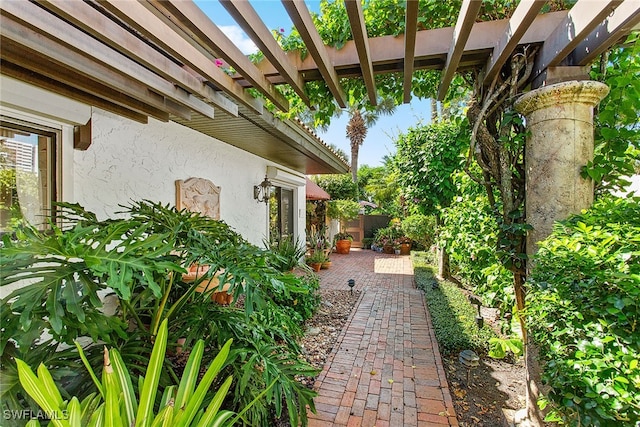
[514, 80, 609, 257]
[514, 80, 609, 427]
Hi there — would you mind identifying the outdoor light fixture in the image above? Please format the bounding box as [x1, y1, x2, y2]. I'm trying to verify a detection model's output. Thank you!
[253, 175, 271, 204]
[469, 295, 484, 328]
[459, 349, 480, 387]
[348, 279, 355, 294]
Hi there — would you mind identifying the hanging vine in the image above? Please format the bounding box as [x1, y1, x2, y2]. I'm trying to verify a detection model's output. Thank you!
[464, 46, 538, 333]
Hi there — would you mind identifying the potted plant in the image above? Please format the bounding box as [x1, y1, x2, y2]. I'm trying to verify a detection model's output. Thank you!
[327, 199, 360, 254]
[374, 226, 397, 254]
[306, 249, 326, 272]
[361, 237, 374, 249]
[321, 254, 332, 269]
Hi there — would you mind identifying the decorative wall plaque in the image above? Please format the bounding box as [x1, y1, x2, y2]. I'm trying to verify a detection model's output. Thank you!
[175, 177, 221, 219]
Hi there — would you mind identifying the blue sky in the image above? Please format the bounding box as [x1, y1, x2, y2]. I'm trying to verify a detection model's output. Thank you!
[195, 0, 434, 167]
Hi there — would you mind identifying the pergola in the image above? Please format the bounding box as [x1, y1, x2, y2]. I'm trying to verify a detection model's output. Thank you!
[1, 0, 638, 166]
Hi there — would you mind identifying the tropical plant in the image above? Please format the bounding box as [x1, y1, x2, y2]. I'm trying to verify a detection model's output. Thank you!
[393, 120, 468, 216]
[312, 174, 357, 200]
[400, 214, 436, 250]
[343, 98, 396, 183]
[586, 33, 640, 195]
[1, 201, 319, 426]
[14, 319, 254, 427]
[264, 235, 307, 272]
[305, 249, 326, 264]
[438, 172, 515, 315]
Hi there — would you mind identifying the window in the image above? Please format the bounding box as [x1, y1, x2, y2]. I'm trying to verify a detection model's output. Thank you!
[269, 186, 294, 240]
[0, 118, 58, 232]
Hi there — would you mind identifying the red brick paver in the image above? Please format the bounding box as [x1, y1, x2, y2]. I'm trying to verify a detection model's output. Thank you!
[308, 249, 458, 427]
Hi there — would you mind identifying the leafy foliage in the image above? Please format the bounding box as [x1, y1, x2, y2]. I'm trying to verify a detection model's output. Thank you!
[439, 172, 515, 315]
[400, 214, 436, 250]
[527, 196, 640, 426]
[412, 252, 496, 355]
[1, 201, 319, 426]
[274, 0, 518, 127]
[359, 163, 403, 217]
[312, 174, 357, 200]
[326, 199, 360, 232]
[393, 120, 468, 215]
[16, 319, 245, 427]
[586, 33, 640, 194]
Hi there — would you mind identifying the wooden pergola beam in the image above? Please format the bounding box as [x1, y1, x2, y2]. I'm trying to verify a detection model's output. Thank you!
[532, 0, 623, 81]
[345, 0, 377, 105]
[0, 61, 149, 124]
[437, 0, 483, 101]
[403, 0, 419, 103]
[568, 0, 640, 66]
[0, 44, 169, 122]
[282, 0, 348, 108]
[253, 11, 567, 80]
[0, 17, 175, 121]
[221, 0, 310, 107]
[39, 0, 238, 117]
[156, 0, 289, 112]
[483, 0, 546, 86]
[98, 0, 263, 115]
[1, 1, 215, 120]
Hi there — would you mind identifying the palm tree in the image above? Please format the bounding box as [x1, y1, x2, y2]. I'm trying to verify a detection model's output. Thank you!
[345, 97, 396, 183]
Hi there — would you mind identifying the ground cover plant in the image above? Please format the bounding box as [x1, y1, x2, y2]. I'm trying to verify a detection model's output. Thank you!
[527, 196, 640, 426]
[412, 252, 496, 355]
[1, 201, 320, 426]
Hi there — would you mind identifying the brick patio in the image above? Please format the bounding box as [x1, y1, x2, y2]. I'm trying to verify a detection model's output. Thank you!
[307, 249, 458, 427]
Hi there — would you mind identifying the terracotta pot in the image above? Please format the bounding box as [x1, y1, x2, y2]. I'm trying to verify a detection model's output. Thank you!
[310, 262, 322, 272]
[383, 244, 394, 254]
[321, 261, 332, 269]
[335, 239, 351, 254]
[183, 265, 233, 305]
[400, 242, 411, 255]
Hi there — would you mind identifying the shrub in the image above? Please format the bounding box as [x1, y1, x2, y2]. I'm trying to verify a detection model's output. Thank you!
[439, 172, 515, 315]
[401, 214, 436, 250]
[412, 252, 496, 355]
[527, 196, 640, 426]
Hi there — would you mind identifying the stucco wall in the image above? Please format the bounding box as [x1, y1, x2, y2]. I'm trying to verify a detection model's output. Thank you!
[73, 108, 303, 246]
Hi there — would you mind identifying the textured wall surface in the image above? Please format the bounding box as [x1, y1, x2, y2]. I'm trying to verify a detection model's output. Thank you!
[74, 108, 302, 245]
[515, 80, 609, 255]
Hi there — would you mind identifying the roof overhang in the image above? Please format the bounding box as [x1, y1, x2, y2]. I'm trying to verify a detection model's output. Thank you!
[171, 104, 348, 175]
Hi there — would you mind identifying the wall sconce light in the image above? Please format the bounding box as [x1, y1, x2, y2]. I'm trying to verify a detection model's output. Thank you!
[253, 175, 271, 204]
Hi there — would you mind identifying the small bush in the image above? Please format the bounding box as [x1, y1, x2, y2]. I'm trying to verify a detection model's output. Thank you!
[413, 252, 496, 355]
[439, 173, 515, 315]
[401, 214, 436, 250]
[527, 196, 640, 426]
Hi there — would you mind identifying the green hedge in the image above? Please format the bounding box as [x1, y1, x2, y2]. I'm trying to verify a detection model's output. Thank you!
[412, 252, 496, 355]
[527, 196, 640, 426]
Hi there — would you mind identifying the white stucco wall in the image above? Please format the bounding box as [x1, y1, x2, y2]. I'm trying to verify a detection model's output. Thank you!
[73, 108, 304, 246]
[0, 75, 307, 247]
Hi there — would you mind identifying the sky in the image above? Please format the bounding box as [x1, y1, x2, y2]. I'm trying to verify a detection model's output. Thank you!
[195, 0, 434, 167]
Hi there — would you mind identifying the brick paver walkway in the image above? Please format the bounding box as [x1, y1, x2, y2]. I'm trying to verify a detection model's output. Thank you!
[308, 249, 458, 427]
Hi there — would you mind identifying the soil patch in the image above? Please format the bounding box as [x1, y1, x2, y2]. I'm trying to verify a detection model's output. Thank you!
[443, 354, 526, 426]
